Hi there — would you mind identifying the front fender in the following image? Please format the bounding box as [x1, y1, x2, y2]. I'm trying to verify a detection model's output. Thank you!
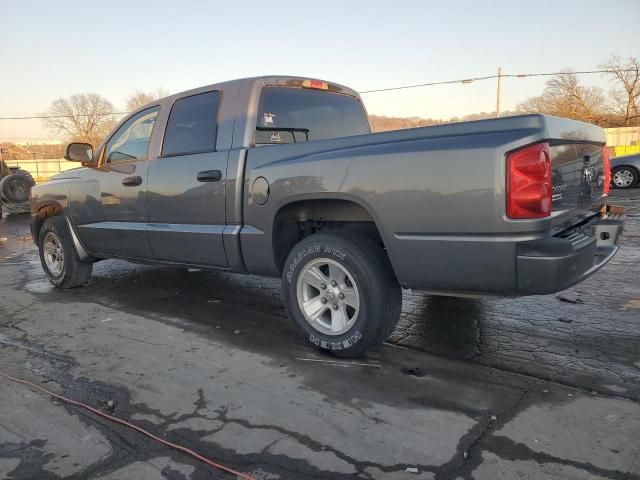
[30, 180, 72, 244]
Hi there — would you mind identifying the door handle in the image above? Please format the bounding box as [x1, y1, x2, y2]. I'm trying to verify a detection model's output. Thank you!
[122, 176, 143, 186]
[197, 170, 222, 182]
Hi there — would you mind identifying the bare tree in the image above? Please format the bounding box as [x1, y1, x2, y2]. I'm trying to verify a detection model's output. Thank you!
[519, 72, 607, 125]
[599, 55, 640, 126]
[43, 93, 116, 146]
[126, 88, 169, 111]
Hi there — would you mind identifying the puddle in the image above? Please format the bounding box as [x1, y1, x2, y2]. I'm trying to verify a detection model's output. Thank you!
[22, 279, 55, 294]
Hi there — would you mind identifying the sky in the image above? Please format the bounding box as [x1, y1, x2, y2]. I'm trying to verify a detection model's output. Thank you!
[1, 0, 639, 141]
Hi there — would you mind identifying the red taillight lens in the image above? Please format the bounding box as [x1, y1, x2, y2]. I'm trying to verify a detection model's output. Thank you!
[602, 146, 610, 195]
[506, 142, 552, 219]
[302, 79, 329, 90]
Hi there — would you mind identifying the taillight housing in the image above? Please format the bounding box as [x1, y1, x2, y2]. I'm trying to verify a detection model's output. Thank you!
[506, 142, 552, 219]
[602, 146, 611, 195]
[302, 79, 329, 90]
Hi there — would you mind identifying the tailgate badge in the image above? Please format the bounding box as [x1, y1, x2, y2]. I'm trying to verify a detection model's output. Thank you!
[582, 164, 594, 185]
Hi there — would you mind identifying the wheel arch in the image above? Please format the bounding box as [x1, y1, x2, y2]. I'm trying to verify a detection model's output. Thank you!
[271, 197, 391, 274]
[32, 203, 65, 245]
[612, 164, 639, 173]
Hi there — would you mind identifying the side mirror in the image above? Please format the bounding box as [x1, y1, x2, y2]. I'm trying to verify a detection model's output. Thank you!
[64, 142, 94, 163]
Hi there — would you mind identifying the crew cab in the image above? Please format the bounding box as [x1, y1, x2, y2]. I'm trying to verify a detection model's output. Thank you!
[30, 76, 625, 357]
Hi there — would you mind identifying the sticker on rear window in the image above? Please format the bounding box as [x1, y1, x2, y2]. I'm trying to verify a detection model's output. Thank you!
[270, 131, 282, 143]
[263, 112, 275, 127]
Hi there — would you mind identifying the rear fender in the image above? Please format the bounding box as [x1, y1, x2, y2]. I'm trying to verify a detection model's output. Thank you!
[241, 151, 389, 276]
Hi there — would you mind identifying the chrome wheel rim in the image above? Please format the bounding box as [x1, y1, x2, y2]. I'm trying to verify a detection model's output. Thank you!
[43, 232, 64, 277]
[613, 169, 634, 188]
[296, 258, 360, 336]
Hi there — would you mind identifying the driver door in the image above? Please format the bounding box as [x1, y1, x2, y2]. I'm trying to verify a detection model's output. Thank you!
[75, 107, 160, 258]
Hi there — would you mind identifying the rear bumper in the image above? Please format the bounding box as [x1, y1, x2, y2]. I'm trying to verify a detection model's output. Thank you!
[517, 205, 625, 295]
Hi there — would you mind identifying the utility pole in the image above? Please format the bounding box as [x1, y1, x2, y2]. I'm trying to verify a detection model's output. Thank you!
[496, 66, 502, 118]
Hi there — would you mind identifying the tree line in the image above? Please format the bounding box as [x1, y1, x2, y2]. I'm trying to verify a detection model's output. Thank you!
[373, 56, 639, 132]
[43, 88, 167, 146]
[519, 55, 639, 127]
[41, 54, 639, 144]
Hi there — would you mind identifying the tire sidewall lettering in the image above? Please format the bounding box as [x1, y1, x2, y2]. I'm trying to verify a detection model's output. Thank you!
[286, 243, 348, 284]
[309, 330, 362, 351]
[322, 245, 346, 261]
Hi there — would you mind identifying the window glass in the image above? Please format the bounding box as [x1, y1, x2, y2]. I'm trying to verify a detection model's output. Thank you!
[162, 91, 220, 157]
[255, 87, 370, 145]
[105, 107, 159, 163]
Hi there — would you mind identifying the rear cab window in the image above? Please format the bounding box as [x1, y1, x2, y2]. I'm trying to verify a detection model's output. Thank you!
[162, 91, 220, 157]
[255, 87, 370, 145]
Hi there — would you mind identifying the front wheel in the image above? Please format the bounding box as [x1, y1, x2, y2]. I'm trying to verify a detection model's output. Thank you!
[39, 216, 93, 288]
[611, 166, 638, 189]
[282, 231, 402, 358]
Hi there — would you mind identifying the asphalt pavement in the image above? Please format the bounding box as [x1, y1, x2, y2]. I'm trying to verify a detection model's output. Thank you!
[0, 189, 639, 480]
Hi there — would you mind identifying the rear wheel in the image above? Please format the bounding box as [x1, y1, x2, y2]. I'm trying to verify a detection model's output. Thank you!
[611, 166, 638, 189]
[282, 231, 401, 358]
[39, 216, 93, 288]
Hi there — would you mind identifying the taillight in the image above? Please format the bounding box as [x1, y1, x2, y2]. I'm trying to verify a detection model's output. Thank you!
[602, 146, 611, 195]
[302, 79, 329, 90]
[506, 142, 552, 219]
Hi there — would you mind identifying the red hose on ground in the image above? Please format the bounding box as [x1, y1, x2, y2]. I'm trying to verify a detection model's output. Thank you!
[0, 371, 255, 480]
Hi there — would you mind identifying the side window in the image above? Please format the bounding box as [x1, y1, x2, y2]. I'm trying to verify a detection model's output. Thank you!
[255, 87, 370, 146]
[105, 107, 159, 163]
[162, 91, 220, 157]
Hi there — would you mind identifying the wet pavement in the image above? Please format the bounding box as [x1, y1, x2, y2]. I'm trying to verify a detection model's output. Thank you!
[0, 188, 639, 479]
[392, 188, 640, 400]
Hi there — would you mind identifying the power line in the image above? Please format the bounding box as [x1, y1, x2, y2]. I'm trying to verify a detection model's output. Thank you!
[359, 69, 636, 93]
[1, 68, 637, 119]
[0, 112, 129, 120]
[360, 75, 496, 93]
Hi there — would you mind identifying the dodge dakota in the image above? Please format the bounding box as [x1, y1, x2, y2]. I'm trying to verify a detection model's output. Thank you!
[30, 76, 625, 357]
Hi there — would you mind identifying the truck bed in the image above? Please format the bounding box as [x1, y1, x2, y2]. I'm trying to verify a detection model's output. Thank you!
[241, 114, 607, 294]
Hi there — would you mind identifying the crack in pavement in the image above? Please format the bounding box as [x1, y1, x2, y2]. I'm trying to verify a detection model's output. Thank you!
[482, 435, 640, 480]
[0, 331, 444, 479]
[430, 385, 529, 480]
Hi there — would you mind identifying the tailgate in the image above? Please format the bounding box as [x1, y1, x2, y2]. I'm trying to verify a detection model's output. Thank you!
[545, 118, 608, 234]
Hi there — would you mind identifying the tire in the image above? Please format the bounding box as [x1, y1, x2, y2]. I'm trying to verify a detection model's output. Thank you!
[10, 168, 34, 181]
[38, 216, 93, 288]
[611, 166, 638, 189]
[282, 231, 402, 358]
[0, 174, 35, 203]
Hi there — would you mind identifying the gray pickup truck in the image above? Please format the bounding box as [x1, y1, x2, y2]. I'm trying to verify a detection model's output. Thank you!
[30, 76, 625, 357]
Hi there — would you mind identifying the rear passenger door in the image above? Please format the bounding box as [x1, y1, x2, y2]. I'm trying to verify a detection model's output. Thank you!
[146, 91, 228, 266]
